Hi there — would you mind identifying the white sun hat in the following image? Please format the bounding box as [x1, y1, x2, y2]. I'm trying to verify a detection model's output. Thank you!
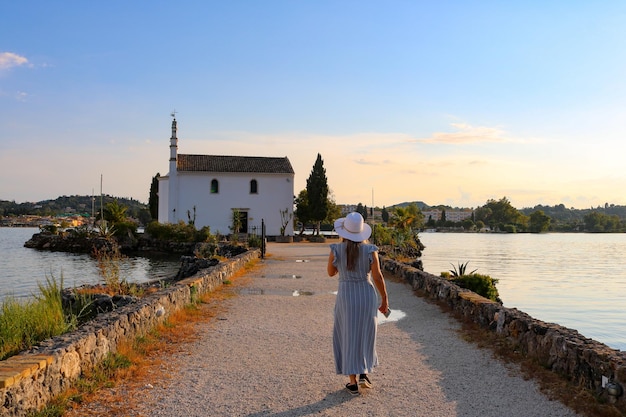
[334, 212, 372, 242]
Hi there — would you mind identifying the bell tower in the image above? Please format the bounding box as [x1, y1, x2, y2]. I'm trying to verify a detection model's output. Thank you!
[169, 112, 178, 175]
[167, 111, 179, 223]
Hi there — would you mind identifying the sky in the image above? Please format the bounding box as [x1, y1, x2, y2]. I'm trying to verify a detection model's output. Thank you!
[1, 1, 626, 210]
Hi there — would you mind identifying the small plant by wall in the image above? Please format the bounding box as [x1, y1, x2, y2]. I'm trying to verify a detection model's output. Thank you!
[449, 273, 500, 303]
[247, 234, 262, 248]
[440, 262, 500, 302]
[448, 261, 477, 277]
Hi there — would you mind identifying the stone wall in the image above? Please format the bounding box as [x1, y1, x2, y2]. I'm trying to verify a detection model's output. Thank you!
[0, 249, 260, 417]
[381, 257, 626, 408]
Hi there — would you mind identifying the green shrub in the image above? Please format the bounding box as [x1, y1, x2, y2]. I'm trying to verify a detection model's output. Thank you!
[502, 224, 517, 233]
[145, 221, 215, 243]
[450, 273, 500, 302]
[371, 224, 393, 246]
[144, 221, 170, 240]
[170, 221, 196, 241]
[67, 225, 93, 238]
[112, 220, 138, 239]
[39, 224, 59, 235]
[195, 242, 218, 259]
[194, 226, 215, 243]
[247, 234, 262, 248]
[375, 228, 423, 262]
[145, 221, 186, 241]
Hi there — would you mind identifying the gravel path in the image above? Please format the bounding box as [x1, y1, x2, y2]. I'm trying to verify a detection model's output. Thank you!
[136, 242, 580, 417]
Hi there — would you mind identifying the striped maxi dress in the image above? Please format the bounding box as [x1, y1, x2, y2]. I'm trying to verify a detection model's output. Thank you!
[330, 241, 380, 376]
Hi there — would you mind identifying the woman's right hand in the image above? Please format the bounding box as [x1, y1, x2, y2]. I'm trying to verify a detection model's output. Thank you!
[378, 300, 389, 315]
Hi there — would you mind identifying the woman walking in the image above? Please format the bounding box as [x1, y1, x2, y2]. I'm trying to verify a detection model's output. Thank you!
[327, 212, 389, 395]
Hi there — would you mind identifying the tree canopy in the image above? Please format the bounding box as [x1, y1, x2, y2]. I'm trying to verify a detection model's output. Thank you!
[529, 210, 551, 233]
[474, 197, 523, 231]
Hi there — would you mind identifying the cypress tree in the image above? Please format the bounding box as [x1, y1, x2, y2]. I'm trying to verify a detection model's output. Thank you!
[382, 206, 389, 223]
[306, 154, 329, 235]
[148, 173, 160, 221]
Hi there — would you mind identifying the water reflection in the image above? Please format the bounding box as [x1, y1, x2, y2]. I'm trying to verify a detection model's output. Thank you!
[292, 290, 314, 296]
[261, 274, 302, 279]
[237, 288, 314, 296]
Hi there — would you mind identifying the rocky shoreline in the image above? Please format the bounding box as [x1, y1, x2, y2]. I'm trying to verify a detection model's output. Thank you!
[23, 230, 249, 330]
[23, 230, 203, 255]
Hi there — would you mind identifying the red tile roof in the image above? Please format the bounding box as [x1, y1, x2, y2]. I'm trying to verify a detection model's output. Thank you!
[177, 154, 294, 174]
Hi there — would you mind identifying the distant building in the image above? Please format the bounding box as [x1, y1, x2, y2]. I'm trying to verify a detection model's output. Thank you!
[422, 209, 473, 223]
[158, 118, 295, 236]
[445, 209, 473, 222]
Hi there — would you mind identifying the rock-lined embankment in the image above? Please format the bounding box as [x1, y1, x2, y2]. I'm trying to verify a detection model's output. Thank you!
[382, 257, 626, 409]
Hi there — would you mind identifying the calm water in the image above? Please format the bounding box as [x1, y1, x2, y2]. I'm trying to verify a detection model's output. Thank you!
[418, 232, 626, 351]
[0, 227, 180, 301]
[2, 228, 625, 351]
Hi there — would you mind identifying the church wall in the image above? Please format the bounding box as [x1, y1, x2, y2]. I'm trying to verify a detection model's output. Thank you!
[173, 171, 294, 236]
[157, 176, 169, 223]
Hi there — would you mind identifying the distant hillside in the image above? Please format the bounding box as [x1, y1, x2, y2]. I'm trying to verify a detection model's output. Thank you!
[386, 201, 626, 226]
[0, 195, 149, 220]
[519, 203, 626, 222]
[390, 201, 470, 210]
[389, 201, 428, 209]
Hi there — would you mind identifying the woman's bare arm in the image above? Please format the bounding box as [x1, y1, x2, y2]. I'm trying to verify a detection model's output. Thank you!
[371, 252, 389, 313]
[327, 251, 338, 276]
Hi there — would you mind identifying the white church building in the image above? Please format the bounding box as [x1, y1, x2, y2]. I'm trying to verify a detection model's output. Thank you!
[158, 118, 295, 236]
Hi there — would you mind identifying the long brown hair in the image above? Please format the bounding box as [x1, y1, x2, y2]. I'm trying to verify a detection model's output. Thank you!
[346, 240, 360, 271]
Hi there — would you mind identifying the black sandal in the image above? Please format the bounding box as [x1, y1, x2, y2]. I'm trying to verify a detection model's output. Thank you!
[359, 374, 372, 388]
[345, 383, 360, 395]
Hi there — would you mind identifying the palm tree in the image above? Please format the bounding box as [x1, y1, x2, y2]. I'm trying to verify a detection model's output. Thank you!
[391, 203, 423, 232]
[104, 200, 128, 224]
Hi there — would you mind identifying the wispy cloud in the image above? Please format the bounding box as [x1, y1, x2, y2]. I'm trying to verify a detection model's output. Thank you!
[468, 159, 488, 166]
[417, 123, 509, 144]
[15, 91, 28, 101]
[0, 52, 29, 71]
[354, 158, 393, 166]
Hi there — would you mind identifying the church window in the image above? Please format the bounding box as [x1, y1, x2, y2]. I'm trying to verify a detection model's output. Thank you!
[250, 179, 258, 194]
[211, 179, 219, 194]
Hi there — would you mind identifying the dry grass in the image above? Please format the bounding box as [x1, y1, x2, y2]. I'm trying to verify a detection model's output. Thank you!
[37, 259, 259, 417]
